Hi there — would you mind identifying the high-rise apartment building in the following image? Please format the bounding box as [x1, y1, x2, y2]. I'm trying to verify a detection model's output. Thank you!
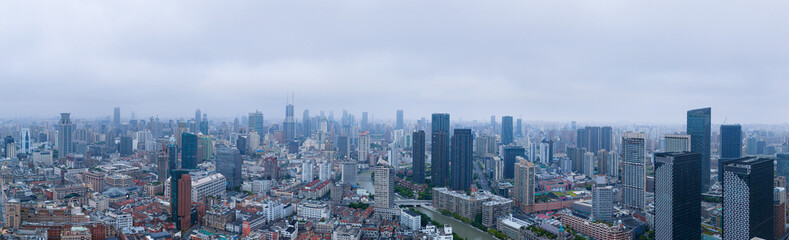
[342, 161, 357, 186]
[451, 129, 473, 191]
[501, 116, 513, 145]
[359, 131, 370, 164]
[583, 152, 595, 178]
[413, 130, 426, 184]
[654, 152, 701, 240]
[374, 166, 394, 209]
[687, 107, 711, 191]
[58, 113, 73, 157]
[514, 157, 535, 211]
[722, 157, 773, 240]
[431, 113, 450, 187]
[248, 111, 264, 139]
[622, 132, 646, 210]
[264, 157, 279, 180]
[171, 170, 193, 231]
[577, 126, 613, 153]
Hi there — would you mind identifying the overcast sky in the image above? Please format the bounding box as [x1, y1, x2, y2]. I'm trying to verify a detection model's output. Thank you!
[1, 1, 788, 124]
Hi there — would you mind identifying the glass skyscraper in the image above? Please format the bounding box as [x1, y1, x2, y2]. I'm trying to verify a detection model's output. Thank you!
[431, 113, 450, 187]
[654, 152, 701, 240]
[722, 157, 773, 240]
[687, 107, 711, 191]
[719, 124, 742, 183]
[501, 116, 513, 145]
[181, 132, 198, 169]
[451, 129, 473, 191]
[412, 130, 426, 184]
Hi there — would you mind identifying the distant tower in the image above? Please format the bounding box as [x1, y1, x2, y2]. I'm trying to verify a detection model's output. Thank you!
[501, 116, 513, 145]
[396, 110, 404, 130]
[113, 107, 120, 126]
[359, 132, 370, 164]
[284, 103, 296, 142]
[687, 107, 711, 192]
[248, 111, 264, 140]
[654, 152, 701, 240]
[722, 157, 773, 240]
[57, 113, 73, 157]
[451, 129, 473, 191]
[302, 109, 311, 138]
[515, 118, 523, 138]
[431, 113, 450, 187]
[195, 109, 201, 124]
[342, 161, 357, 186]
[19, 128, 31, 154]
[583, 152, 595, 178]
[361, 112, 369, 131]
[157, 144, 169, 183]
[503, 146, 525, 179]
[412, 130, 426, 184]
[622, 132, 646, 210]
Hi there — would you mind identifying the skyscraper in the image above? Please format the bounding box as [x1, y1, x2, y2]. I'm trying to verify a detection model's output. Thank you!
[216, 144, 243, 189]
[687, 107, 711, 191]
[539, 140, 553, 165]
[451, 129, 473, 191]
[514, 157, 535, 211]
[413, 130, 426, 184]
[583, 152, 595, 177]
[167, 137, 178, 170]
[720, 124, 743, 183]
[113, 107, 120, 126]
[593, 186, 614, 223]
[396, 110, 404, 130]
[302, 160, 314, 182]
[181, 132, 198, 169]
[119, 135, 133, 156]
[596, 150, 609, 176]
[342, 161, 357, 186]
[431, 113, 450, 187]
[501, 116, 513, 145]
[777, 153, 789, 180]
[361, 112, 369, 131]
[503, 146, 525, 179]
[622, 132, 646, 210]
[359, 131, 370, 164]
[337, 136, 349, 159]
[722, 157, 773, 240]
[515, 118, 523, 138]
[157, 144, 169, 183]
[264, 157, 279, 180]
[57, 113, 73, 157]
[302, 109, 311, 138]
[577, 126, 612, 153]
[248, 111, 264, 139]
[664, 134, 691, 152]
[654, 152, 701, 240]
[284, 104, 296, 142]
[374, 165, 394, 209]
[171, 170, 192, 231]
[195, 109, 201, 125]
[19, 128, 31, 154]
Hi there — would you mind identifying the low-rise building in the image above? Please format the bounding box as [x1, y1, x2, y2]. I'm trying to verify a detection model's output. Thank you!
[297, 200, 329, 220]
[401, 209, 421, 231]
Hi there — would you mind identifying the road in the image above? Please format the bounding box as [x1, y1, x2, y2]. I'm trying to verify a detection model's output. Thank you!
[474, 159, 492, 191]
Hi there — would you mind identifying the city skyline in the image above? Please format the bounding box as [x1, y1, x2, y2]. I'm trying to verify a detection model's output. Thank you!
[1, 1, 789, 123]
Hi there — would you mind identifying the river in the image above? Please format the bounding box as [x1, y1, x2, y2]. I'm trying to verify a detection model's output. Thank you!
[357, 169, 497, 240]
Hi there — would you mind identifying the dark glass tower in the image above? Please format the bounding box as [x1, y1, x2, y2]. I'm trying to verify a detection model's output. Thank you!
[515, 118, 523, 137]
[412, 130, 426, 184]
[181, 132, 198, 169]
[248, 111, 264, 140]
[119, 136, 133, 157]
[171, 169, 192, 231]
[687, 107, 711, 191]
[302, 109, 311, 138]
[503, 146, 526, 179]
[451, 129, 473, 191]
[501, 116, 513, 145]
[722, 157, 773, 240]
[168, 138, 178, 170]
[337, 136, 349, 159]
[431, 113, 450, 187]
[778, 153, 789, 180]
[216, 144, 243, 189]
[654, 152, 701, 240]
[719, 124, 742, 183]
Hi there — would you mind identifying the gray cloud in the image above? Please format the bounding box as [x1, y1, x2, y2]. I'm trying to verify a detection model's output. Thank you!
[1, 1, 788, 124]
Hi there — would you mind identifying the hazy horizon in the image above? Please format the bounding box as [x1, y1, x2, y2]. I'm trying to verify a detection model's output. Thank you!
[2, 1, 788, 124]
